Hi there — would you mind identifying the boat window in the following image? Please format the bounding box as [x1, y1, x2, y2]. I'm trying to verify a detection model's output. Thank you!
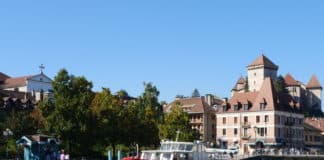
[162, 153, 171, 159]
[186, 144, 193, 151]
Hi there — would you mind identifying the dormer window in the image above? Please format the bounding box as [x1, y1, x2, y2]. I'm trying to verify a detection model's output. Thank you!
[260, 103, 266, 110]
[243, 104, 249, 111]
[234, 104, 239, 111]
[222, 105, 227, 112]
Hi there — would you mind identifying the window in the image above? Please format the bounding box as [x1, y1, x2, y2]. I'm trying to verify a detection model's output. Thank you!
[260, 103, 266, 110]
[211, 115, 215, 120]
[265, 115, 269, 123]
[243, 128, 248, 136]
[234, 128, 238, 136]
[265, 128, 267, 136]
[260, 128, 265, 136]
[223, 129, 226, 136]
[222, 106, 227, 112]
[278, 128, 281, 137]
[234, 105, 239, 111]
[234, 117, 238, 124]
[257, 127, 267, 137]
[256, 116, 260, 123]
[244, 116, 248, 123]
[243, 104, 249, 111]
[223, 117, 226, 124]
[278, 116, 281, 124]
[293, 87, 296, 93]
[310, 136, 313, 142]
[305, 135, 308, 141]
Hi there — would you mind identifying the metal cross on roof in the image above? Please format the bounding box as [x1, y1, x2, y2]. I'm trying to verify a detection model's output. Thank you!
[39, 64, 45, 73]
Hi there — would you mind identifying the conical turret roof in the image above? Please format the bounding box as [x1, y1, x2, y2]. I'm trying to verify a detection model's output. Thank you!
[306, 75, 322, 89]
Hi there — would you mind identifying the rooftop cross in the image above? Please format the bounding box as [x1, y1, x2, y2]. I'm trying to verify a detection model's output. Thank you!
[39, 64, 45, 74]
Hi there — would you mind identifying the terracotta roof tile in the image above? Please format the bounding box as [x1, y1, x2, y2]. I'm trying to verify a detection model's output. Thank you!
[247, 54, 278, 70]
[232, 76, 246, 90]
[1, 75, 32, 88]
[219, 78, 300, 113]
[166, 97, 212, 113]
[304, 118, 324, 132]
[306, 74, 322, 89]
[0, 72, 10, 82]
[237, 76, 245, 84]
[284, 74, 299, 86]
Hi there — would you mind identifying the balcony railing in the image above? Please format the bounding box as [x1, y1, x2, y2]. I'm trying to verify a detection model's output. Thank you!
[241, 135, 251, 140]
[241, 122, 251, 128]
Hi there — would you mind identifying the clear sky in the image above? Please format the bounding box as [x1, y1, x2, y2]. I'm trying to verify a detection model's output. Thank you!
[0, 1, 323, 104]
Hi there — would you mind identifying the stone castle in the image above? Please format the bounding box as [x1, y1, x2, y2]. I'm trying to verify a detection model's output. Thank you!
[231, 54, 322, 114]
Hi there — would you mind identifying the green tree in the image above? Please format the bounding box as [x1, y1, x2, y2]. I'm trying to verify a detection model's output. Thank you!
[91, 88, 123, 159]
[159, 103, 200, 142]
[275, 75, 288, 93]
[137, 82, 163, 123]
[191, 89, 200, 97]
[129, 83, 161, 147]
[39, 69, 94, 156]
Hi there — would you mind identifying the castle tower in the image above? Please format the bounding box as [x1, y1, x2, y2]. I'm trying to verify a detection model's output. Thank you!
[231, 76, 246, 96]
[306, 74, 322, 111]
[284, 74, 301, 102]
[247, 54, 278, 92]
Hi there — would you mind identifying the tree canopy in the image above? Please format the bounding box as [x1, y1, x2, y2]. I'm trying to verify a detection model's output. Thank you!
[159, 103, 200, 142]
[191, 88, 200, 97]
[274, 75, 288, 93]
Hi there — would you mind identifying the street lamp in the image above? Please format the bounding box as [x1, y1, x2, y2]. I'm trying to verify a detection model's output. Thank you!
[3, 128, 13, 158]
[176, 130, 180, 142]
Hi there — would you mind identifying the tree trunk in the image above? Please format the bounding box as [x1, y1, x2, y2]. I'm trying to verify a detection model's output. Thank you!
[112, 143, 116, 160]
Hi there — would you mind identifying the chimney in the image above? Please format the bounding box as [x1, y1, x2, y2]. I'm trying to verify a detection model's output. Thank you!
[223, 98, 228, 104]
[205, 94, 213, 106]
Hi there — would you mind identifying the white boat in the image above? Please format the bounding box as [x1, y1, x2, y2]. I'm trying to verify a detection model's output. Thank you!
[140, 141, 235, 160]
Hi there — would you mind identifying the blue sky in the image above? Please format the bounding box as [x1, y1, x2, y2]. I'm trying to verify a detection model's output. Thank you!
[0, 1, 323, 103]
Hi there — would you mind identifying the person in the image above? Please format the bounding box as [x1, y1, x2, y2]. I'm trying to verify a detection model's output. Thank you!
[64, 153, 69, 160]
[60, 150, 65, 160]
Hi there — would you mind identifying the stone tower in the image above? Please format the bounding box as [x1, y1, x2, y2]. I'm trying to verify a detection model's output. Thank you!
[247, 54, 278, 92]
[306, 74, 322, 111]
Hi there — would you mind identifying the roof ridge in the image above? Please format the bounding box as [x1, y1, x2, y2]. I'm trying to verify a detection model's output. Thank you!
[247, 54, 278, 70]
[284, 73, 299, 86]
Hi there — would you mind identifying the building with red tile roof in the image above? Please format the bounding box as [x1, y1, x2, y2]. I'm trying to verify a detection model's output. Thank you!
[165, 95, 223, 142]
[218, 54, 307, 155]
[304, 117, 324, 153]
[0, 72, 53, 101]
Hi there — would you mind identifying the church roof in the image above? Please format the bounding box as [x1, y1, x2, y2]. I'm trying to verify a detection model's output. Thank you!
[247, 54, 278, 70]
[284, 74, 299, 86]
[306, 75, 322, 89]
